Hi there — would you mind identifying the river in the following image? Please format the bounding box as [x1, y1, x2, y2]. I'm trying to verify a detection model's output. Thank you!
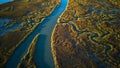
[5, 0, 68, 68]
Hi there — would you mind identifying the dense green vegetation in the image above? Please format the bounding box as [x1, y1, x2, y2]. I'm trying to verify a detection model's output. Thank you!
[0, 0, 60, 67]
[52, 0, 120, 68]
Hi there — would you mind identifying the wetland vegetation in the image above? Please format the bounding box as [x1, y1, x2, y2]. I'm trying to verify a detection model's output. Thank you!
[1, 0, 120, 68]
[0, 0, 60, 67]
[52, 0, 120, 68]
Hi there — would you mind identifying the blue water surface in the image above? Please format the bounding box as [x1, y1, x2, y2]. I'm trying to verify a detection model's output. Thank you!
[0, 0, 12, 4]
[5, 0, 68, 68]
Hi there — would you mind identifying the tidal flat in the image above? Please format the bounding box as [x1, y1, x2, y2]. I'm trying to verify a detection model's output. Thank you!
[52, 0, 120, 68]
[0, 0, 60, 67]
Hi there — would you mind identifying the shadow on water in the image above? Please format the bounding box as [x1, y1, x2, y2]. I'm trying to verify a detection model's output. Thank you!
[34, 34, 49, 68]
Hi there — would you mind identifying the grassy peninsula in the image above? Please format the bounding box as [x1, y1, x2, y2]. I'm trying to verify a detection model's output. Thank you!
[52, 0, 120, 68]
[18, 34, 39, 68]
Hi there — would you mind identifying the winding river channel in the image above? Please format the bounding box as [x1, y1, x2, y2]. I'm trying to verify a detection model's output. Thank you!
[5, 0, 68, 68]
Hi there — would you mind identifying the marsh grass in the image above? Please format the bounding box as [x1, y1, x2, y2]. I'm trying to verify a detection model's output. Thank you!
[0, 0, 60, 67]
[52, 0, 120, 68]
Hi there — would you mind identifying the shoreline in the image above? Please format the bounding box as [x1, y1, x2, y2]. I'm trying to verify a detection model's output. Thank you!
[0, 0, 62, 67]
[51, 25, 60, 68]
[57, 0, 69, 23]
[4, 18, 45, 67]
[5, 1, 61, 67]
[17, 34, 40, 68]
[51, 0, 69, 68]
